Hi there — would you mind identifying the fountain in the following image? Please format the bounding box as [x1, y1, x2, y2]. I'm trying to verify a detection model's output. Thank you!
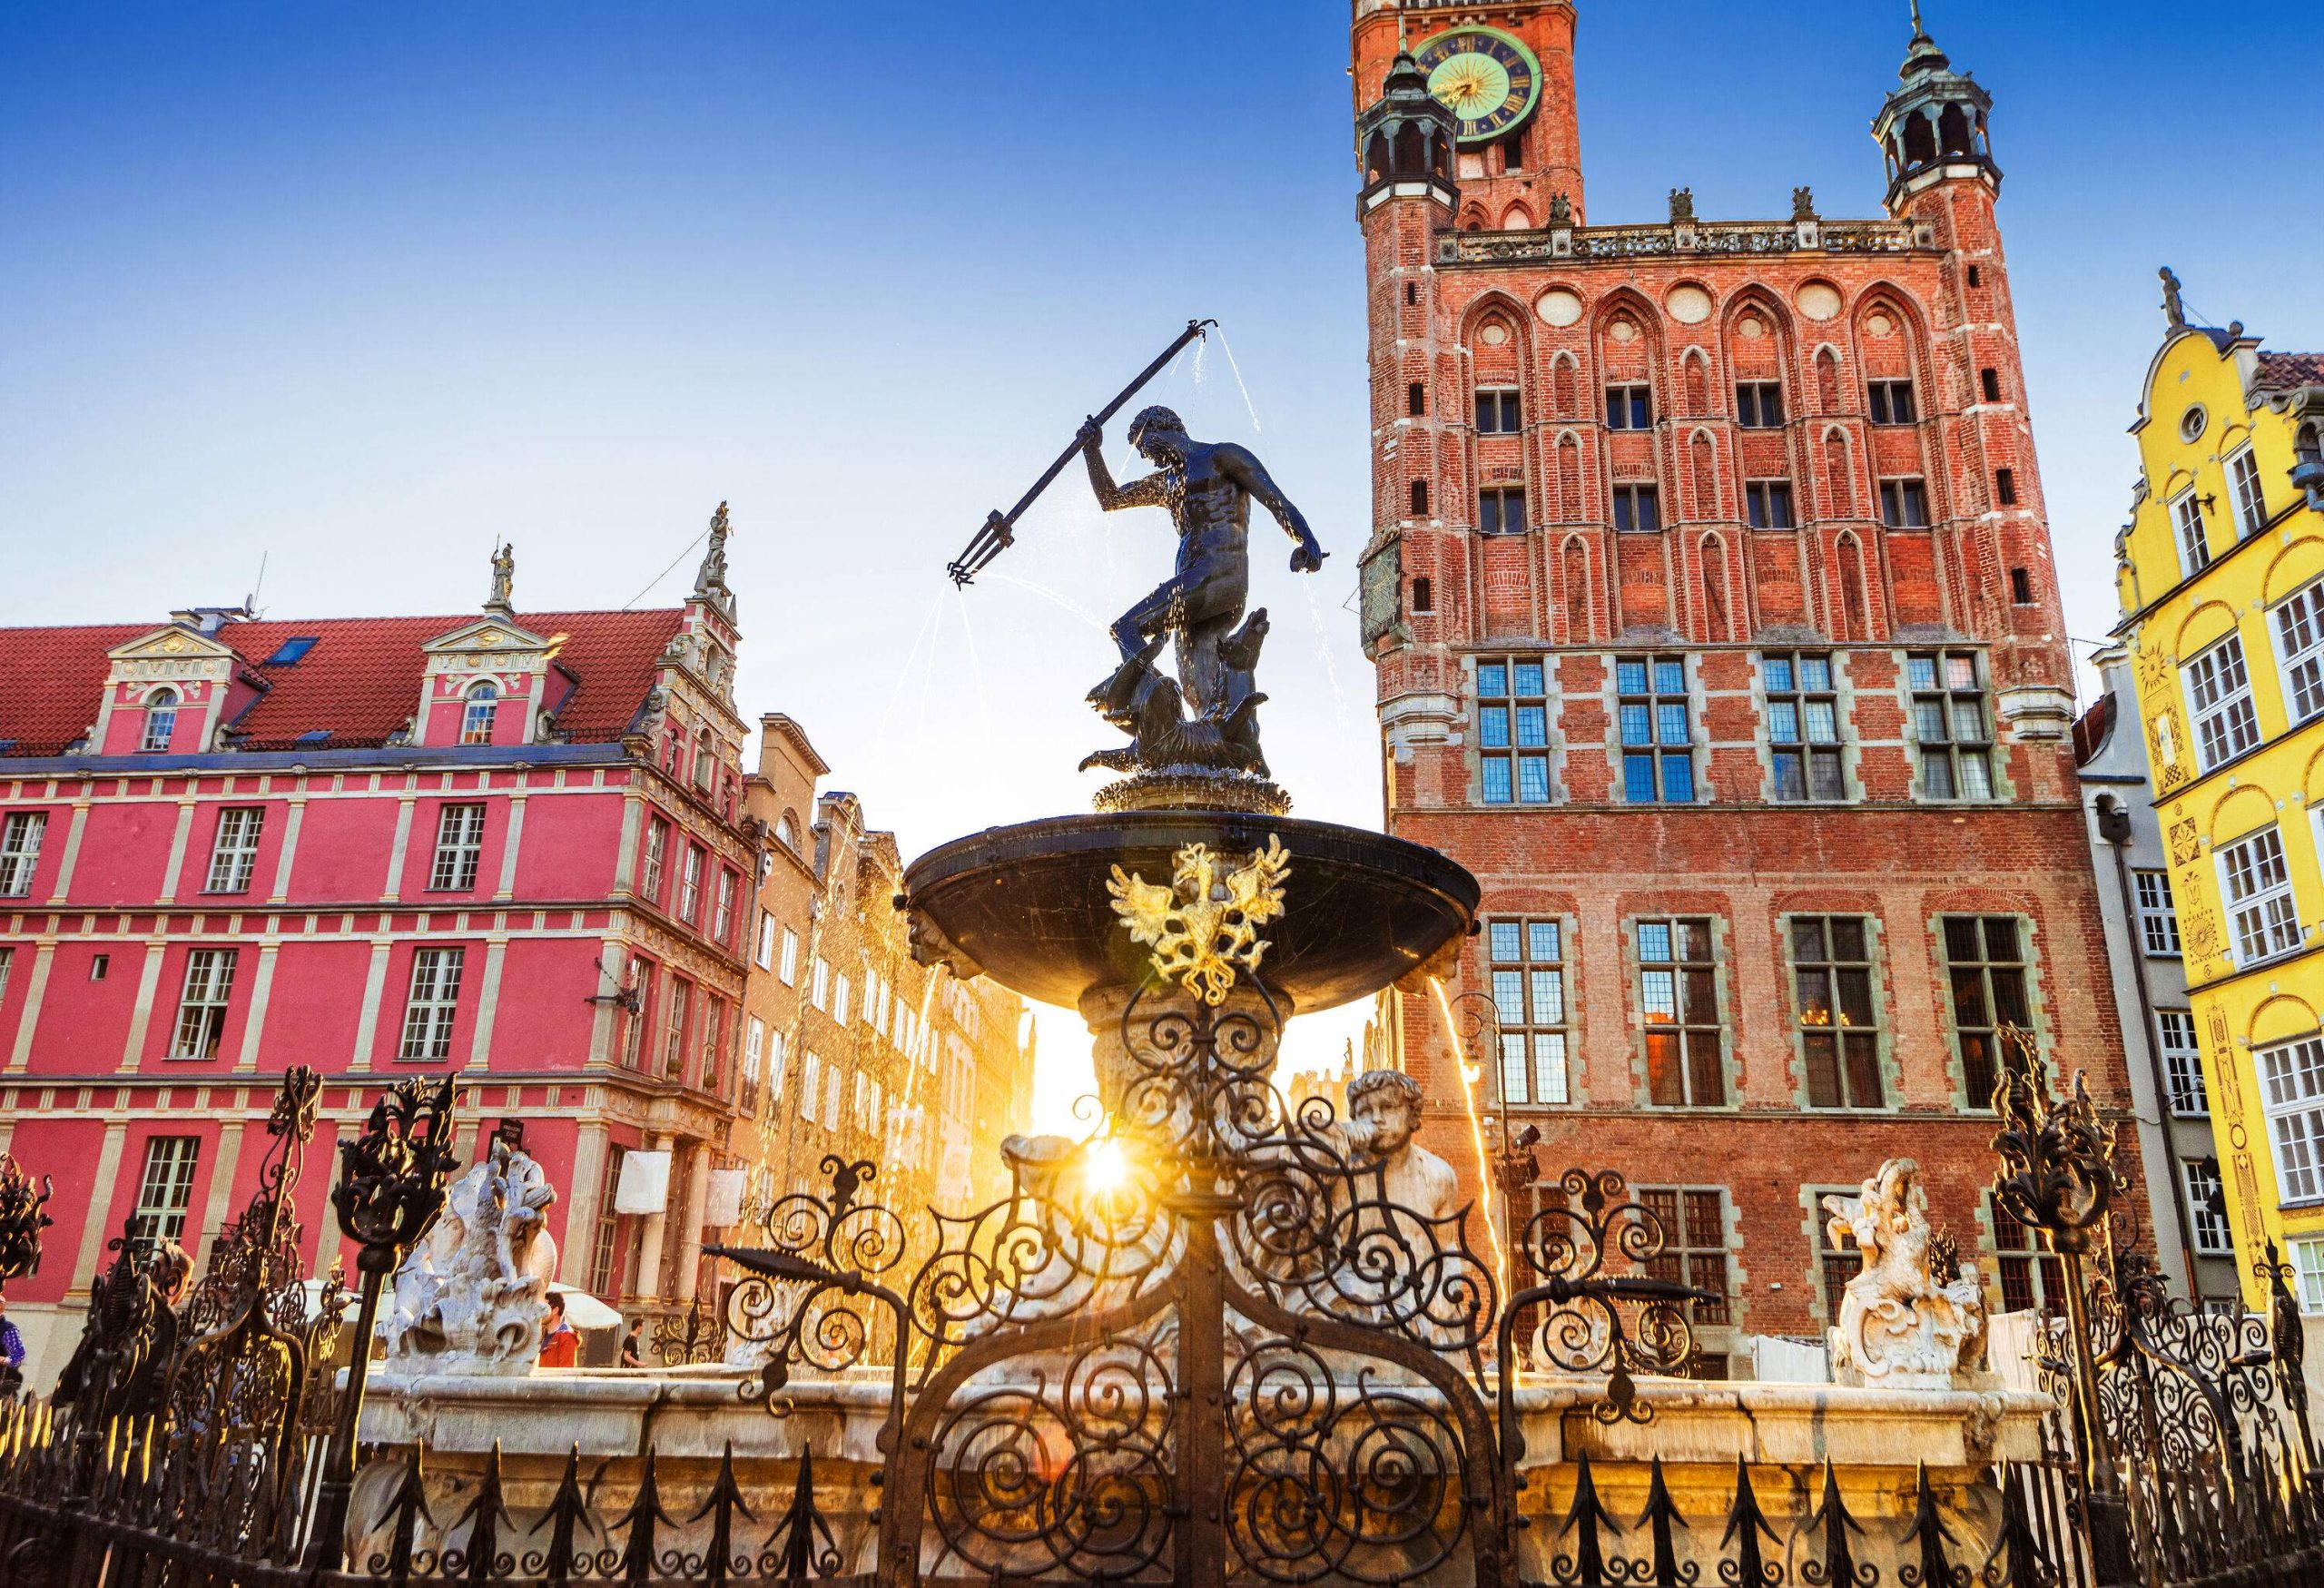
[330, 361, 2054, 1588]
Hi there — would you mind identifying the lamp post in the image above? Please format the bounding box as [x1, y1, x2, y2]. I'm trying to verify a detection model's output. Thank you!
[307, 1075, 460, 1572]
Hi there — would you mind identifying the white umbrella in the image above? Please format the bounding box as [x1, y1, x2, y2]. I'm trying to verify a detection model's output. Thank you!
[547, 1283, 622, 1331]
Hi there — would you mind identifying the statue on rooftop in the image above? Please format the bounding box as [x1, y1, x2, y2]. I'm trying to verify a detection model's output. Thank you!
[1077, 407, 1325, 810]
[487, 542, 515, 613]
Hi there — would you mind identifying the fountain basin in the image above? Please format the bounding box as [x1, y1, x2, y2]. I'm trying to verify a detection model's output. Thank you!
[901, 811, 1479, 1012]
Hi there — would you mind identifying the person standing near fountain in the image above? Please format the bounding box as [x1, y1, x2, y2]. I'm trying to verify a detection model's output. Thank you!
[1077, 407, 1326, 809]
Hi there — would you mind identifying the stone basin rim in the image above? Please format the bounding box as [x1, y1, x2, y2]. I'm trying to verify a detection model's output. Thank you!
[901, 809, 1481, 1014]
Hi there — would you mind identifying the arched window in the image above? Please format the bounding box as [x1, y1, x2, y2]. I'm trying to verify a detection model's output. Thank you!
[777, 812, 802, 852]
[694, 729, 715, 791]
[141, 689, 179, 753]
[461, 682, 499, 745]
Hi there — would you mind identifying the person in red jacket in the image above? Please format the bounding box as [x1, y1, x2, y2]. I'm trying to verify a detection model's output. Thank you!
[537, 1293, 578, 1368]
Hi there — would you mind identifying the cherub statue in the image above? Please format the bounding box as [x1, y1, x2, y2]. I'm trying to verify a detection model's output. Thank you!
[1822, 1158, 1986, 1390]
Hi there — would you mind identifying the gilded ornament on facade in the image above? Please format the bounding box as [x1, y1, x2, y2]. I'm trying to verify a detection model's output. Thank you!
[1108, 837, 1290, 1005]
[2168, 815, 2202, 870]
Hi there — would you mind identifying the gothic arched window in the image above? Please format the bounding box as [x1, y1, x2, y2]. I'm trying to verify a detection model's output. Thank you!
[461, 682, 499, 746]
[142, 689, 179, 753]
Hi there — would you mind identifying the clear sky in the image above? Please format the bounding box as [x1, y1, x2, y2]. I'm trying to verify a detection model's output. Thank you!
[4, 2, 2319, 1131]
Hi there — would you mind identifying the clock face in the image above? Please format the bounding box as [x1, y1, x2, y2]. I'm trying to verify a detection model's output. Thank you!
[1414, 26, 1541, 147]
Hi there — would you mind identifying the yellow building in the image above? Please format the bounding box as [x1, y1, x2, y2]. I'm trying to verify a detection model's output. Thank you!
[2114, 271, 2324, 1304]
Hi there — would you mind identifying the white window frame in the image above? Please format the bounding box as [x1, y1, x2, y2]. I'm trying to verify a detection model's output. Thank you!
[397, 947, 467, 1061]
[811, 957, 831, 1011]
[2182, 1159, 2232, 1256]
[754, 911, 778, 971]
[2173, 488, 2211, 577]
[2294, 1238, 2324, 1316]
[2274, 579, 2324, 729]
[0, 813, 47, 898]
[823, 1063, 842, 1132]
[167, 947, 239, 1060]
[2158, 1010, 2206, 1118]
[141, 689, 179, 753]
[834, 973, 852, 1029]
[2185, 635, 2261, 772]
[460, 682, 499, 746]
[713, 868, 737, 944]
[678, 845, 704, 923]
[204, 806, 265, 894]
[2218, 826, 2303, 967]
[767, 1026, 788, 1102]
[743, 1017, 765, 1111]
[129, 1137, 201, 1245]
[2260, 1034, 2324, 1206]
[2132, 870, 2181, 957]
[662, 977, 691, 1078]
[801, 1050, 822, 1124]
[640, 818, 668, 900]
[0, 946, 14, 1006]
[2230, 446, 2267, 538]
[780, 929, 801, 987]
[428, 803, 487, 892]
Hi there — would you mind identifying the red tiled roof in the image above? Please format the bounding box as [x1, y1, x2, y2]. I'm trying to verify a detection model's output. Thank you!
[0, 609, 685, 757]
[2258, 352, 2324, 395]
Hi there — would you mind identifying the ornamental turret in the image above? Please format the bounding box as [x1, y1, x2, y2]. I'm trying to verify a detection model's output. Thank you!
[1872, 1, 1999, 210]
[1357, 44, 1457, 212]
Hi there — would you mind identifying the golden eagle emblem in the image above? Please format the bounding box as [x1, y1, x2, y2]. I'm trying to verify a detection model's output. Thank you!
[1108, 838, 1291, 1006]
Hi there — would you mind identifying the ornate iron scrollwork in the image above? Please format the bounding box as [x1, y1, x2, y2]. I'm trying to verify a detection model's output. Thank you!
[0, 1154, 52, 1295]
[1499, 1168, 1716, 1430]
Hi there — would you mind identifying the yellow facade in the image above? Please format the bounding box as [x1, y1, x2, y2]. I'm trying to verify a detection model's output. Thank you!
[2115, 301, 2324, 1303]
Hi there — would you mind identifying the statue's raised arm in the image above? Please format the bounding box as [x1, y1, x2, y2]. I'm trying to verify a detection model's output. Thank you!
[1079, 418, 1175, 512]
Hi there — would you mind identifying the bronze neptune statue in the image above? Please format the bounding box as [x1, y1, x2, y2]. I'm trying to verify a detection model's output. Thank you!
[1077, 406, 1324, 809]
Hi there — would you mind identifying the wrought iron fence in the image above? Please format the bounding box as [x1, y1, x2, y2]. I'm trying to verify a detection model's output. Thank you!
[0, 1026, 2316, 1586]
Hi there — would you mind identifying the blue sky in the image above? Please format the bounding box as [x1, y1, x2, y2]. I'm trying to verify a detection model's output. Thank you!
[4, 1, 2319, 1122]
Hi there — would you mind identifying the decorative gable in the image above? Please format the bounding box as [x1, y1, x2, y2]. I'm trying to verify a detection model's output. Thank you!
[95, 626, 241, 755]
[416, 616, 558, 749]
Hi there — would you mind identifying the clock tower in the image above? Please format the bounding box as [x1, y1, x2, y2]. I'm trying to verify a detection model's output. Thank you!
[1348, 1, 2153, 1361]
[1353, 0, 1582, 229]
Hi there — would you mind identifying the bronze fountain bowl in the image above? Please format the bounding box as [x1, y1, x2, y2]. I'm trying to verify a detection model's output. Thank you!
[900, 809, 1480, 1013]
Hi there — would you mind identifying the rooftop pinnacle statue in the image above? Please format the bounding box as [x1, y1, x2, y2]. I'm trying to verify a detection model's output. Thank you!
[1077, 406, 1324, 810]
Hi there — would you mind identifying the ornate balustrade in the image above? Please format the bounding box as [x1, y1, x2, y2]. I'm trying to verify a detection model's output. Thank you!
[1437, 215, 1935, 267]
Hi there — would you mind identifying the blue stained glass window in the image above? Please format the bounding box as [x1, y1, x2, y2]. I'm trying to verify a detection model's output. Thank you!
[1514, 662, 1546, 695]
[1529, 922, 1561, 960]
[1479, 663, 1509, 697]
[1620, 705, 1653, 746]
[1663, 755, 1696, 802]
[1654, 660, 1686, 695]
[1518, 756, 1551, 803]
[1617, 661, 1649, 695]
[1625, 754, 1659, 803]
[1769, 702, 1801, 744]
[1483, 760, 1514, 804]
[1491, 922, 1524, 962]
[1763, 656, 1794, 692]
[1481, 706, 1512, 748]
[1516, 706, 1548, 747]
[1657, 704, 1689, 745]
[1638, 922, 1674, 962]
[1801, 656, 1833, 691]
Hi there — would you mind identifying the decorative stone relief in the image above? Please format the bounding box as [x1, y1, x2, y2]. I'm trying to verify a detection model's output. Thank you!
[1821, 1158, 1987, 1391]
[383, 1135, 560, 1375]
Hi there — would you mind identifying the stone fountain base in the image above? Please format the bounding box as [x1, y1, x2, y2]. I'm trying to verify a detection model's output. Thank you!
[353, 1367, 2046, 1584]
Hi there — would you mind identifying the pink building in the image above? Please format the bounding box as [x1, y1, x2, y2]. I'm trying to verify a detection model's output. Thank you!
[0, 523, 758, 1380]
